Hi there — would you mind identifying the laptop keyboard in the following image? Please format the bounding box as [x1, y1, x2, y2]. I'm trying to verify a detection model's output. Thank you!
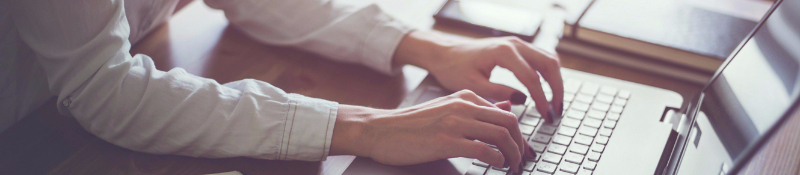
[466, 79, 631, 175]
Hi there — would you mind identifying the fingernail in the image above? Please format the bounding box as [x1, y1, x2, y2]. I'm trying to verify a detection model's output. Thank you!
[510, 91, 526, 105]
[543, 108, 553, 124]
[548, 105, 558, 121]
[527, 146, 536, 159]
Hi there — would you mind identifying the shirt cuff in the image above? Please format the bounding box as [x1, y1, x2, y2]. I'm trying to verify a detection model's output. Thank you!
[278, 93, 338, 161]
[359, 4, 415, 75]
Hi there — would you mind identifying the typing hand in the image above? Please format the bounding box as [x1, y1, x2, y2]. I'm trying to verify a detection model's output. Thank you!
[394, 31, 564, 123]
[330, 90, 536, 173]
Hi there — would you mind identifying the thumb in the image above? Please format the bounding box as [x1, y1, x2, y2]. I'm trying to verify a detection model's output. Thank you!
[474, 81, 528, 105]
[494, 101, 512, 111]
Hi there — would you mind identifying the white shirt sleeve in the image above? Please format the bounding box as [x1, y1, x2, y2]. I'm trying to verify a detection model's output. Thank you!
[9, 0, 377, 161]
[203, 0, 414, 74]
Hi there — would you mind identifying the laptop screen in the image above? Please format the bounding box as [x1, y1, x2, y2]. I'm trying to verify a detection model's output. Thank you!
[677, 1, 800, 174]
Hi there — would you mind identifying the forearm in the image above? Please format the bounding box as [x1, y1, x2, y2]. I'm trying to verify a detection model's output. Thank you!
[206, 0, 413, 75]
[392, 30, 456, 71]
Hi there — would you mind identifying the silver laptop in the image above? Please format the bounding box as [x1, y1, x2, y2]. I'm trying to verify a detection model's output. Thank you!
[344, 1, 797, 174]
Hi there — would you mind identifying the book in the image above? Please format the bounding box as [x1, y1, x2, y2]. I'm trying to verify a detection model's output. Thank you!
[564, 0, 760, 73]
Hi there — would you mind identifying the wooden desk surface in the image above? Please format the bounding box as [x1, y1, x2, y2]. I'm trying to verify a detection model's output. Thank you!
[3, 0, 794, 175]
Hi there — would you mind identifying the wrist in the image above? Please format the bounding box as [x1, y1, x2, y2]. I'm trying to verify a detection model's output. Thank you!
[392, 30, 455, 71]
[330, 105, 384, 157]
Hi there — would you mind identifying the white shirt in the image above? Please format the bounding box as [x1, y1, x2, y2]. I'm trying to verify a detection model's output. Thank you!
[0, 0, 412, 161]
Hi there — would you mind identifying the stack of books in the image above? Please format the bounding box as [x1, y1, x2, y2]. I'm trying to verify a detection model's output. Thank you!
[554, 0, 770, 84]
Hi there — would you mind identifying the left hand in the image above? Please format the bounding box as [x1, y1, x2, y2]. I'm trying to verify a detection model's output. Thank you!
[393, 31, 564, 121]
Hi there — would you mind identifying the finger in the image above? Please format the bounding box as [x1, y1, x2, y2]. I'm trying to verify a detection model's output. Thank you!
[459, 105, 529, 169]
[523, 139, 536, 160]
[492, 44, 552, 122]
[445, 140, 505, 168]
[494, 101, 511, 111]
[460, 119, 523, 173]
[513, 39, 565, 117]
[467, 105, 526, 155]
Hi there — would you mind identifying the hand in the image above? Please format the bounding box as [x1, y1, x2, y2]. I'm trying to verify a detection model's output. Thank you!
[330, 90, 536, 173]
[394, 31, 564, 122]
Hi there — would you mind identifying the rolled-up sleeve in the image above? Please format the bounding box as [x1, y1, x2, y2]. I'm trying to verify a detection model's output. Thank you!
[13, 0, 338, 161]
[203, 0, 414, 74]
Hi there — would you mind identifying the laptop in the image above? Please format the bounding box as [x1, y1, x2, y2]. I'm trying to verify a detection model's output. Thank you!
[344, 0, 797, 174]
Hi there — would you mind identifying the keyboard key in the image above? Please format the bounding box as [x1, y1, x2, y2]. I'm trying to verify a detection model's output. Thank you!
[580, 83, 600, 96]
[591, 103, 610, 112]
[563, 152, 584, 164]
[565, 79, 582, 93]
[595, 94, 614, 104]
[553, 135, 572, 146]
[613, 98, 627, 106]
[573, 135, 594, 145]
[571, 102, 591, 112]
[548, 144, 568, 155]
[575, 94, 594, 104]
[533, 171, 553, 175]
[603, 120, 617, 129]
[537, 162, 558, 174]
[526, 105, 542, 117]
[554, 171, 573, 175]
[582, 118, 602, 128]
[618, 90, 631, 99]
[577, 168, 593, 175]
[492, 165, 509, 172]
[587, 152, 601, 161]
[578, 127, 598, 137]
[524, 161, 536, 172]
[599, 86, 618, 96]
[561, 118, 581, 128]
[570, 144, 589, 155]
[542, 153, 562, 164]
[520, 124, 535, 135]
[586, 110, 606, 120]
[583, 161, 597, 170]
[606, 113, 620, 121]
[521, 116, 542, 126]
[591, 144, 605, 153]
[559, 162, 580, 174]
[599, 128, 613, 137]
[609, 105, 624, 114]
[564, 93, 575, 102]
[566, 110, 586, 120]
[532, 134, 552, 143]
[511, 105, 526, 117]
[595, 136, 609, 145]
[558, 127, 577, 137]
[531, 141, 547, 153]
[539, 125, 558, 135]
[486, 168, 506, 175]
[473, 159, 489, 167]
[465, 165, 488, 175]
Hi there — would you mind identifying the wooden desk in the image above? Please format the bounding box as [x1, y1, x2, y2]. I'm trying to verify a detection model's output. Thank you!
[7, 0, 793, 175]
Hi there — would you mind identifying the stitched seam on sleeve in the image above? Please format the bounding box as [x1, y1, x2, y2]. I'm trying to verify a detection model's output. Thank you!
[278, 99, 291, 159]
[284, 100, 299, 160]
[322, 107, 333, 160]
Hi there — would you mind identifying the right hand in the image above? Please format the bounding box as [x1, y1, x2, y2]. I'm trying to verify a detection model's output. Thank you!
[330, 90, 536, 173]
